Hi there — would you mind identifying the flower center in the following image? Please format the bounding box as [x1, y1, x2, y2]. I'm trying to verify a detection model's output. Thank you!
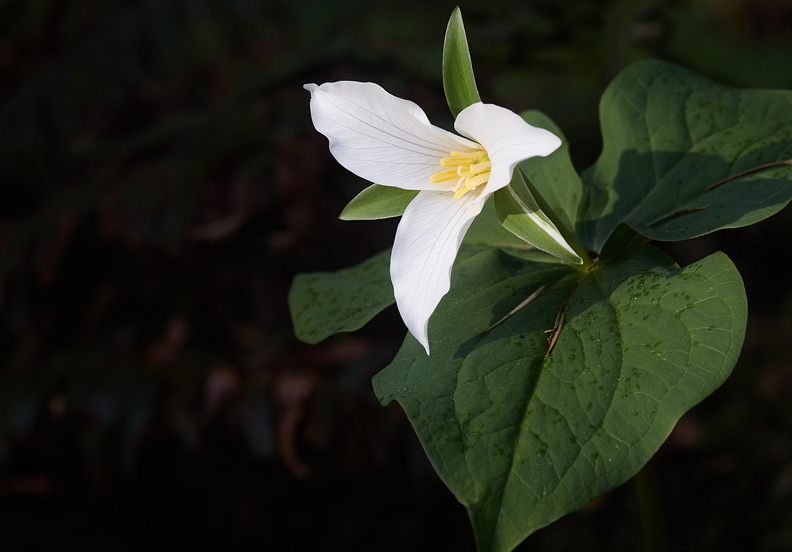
[429, 148, 492, 199]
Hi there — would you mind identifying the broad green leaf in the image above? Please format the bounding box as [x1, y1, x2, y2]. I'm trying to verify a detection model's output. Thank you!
[518, 110, 583, 233]
[443, 7, 481, 118]
[580, 59, 792, 251]
[339, 185, 418, 220]
[289, 249, 393, 343]
[290, 245, 502, 344]
[494, 169, 582, 264]
[373, 244, 746, 552]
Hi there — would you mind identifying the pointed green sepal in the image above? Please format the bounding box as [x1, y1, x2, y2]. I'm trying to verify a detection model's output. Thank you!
[494, 170, 582, 264]
[442, 7, 482, 118]
[339, 185, 418, 220]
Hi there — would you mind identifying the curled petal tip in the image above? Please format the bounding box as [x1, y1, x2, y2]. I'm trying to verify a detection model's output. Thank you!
[548, 133, 563, 152]
[410, 329, 431, 355]
[303, 83, 318, 92]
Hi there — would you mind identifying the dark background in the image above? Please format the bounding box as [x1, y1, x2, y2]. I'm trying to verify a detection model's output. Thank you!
[1, 0, 792, 550]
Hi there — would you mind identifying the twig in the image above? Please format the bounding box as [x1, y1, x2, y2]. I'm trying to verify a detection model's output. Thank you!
[706, 159, 792, 191]
[544, 302, 568, 357]
[481, 284, 548, 335]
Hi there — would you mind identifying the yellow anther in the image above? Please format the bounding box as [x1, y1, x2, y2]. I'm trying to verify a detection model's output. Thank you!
[429, 169, 460, 183]
[440, 151, 482, 167]
[439, 158, 468, 168]
[430, 147, 491, 199]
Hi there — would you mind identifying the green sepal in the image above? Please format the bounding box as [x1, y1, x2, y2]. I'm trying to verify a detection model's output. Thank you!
[518, 110, 583, 234]
[442, 7, 482, 118]
[339, 184, 418, 220]
[494, 170, 582, 264]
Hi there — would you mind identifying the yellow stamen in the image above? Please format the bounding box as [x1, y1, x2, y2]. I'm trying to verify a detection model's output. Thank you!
[429, 169, 460, 183]
[430, 147, 491, 199]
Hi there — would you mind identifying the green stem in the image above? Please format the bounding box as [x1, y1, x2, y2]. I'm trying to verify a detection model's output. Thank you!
[634, 457, 668, 552]
[520, 169, 594, 268]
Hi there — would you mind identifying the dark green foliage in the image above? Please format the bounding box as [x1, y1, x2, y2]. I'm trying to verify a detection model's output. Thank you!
[3, 1, 792, 550]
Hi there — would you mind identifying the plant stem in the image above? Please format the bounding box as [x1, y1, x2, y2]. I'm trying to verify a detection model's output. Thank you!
[634, 457, 668, 552]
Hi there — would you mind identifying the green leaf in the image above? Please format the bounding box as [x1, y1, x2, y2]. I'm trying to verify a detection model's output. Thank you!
[580, 59, 792, 251]
[373, 244, 746, 552]
[494, 169, 582, 264]
[519, 110, 583, 233]
[339, 185, 418, 220]
[289, 249, 393, 343]
[289, 244, 501, 345]
[598, 223, 650, 264]
[443, 7, 481, 118]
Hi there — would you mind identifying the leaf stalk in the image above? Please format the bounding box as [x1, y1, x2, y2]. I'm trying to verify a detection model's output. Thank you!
[634, 457, 668, 552]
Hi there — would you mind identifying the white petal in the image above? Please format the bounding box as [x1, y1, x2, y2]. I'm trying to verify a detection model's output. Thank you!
[390, 191, 485, 354]
[305, 82, 477, 191]
[454, 103, 562, 199]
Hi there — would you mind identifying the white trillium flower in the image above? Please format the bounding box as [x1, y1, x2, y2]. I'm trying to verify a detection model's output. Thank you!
[305, 81, 562, 354]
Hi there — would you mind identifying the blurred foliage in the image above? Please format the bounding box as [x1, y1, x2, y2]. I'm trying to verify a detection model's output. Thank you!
[0, 0, 791, 549]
